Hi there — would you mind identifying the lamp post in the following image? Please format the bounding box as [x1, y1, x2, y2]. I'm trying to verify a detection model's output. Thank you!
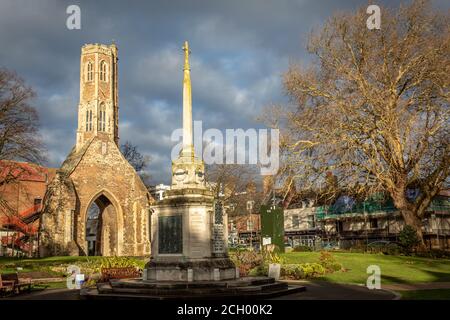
[247, 200, 254, 250]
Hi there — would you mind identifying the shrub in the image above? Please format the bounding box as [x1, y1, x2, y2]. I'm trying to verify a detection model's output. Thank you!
[366, 242, 402, 255]
[318, 251, 342, 272]
[416, 249, 450, 259]
[98, 256, 144, 269]
[77, 256, 144, 276]
[281, 263, 325, 279]
[230, 250, 262, 276]
[399, 226, 421, 254]
[262, 250, 284, 264]
[248, 264, 268, 277]
[293, 245, 313, 252]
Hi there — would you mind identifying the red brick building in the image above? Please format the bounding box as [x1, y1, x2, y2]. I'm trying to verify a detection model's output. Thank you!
[228, 213, 261, 246]
[0, 161, 55, 256]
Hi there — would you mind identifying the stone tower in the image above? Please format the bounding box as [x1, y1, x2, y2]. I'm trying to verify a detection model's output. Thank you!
[39, 43, 153, 257]
[76, 43, 119, 150]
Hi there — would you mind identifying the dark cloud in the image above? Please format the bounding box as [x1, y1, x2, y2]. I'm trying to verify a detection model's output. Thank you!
[0, 0, 448, 183]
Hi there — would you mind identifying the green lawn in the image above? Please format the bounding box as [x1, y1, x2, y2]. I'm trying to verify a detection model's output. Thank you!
[0, 256, 105, 275]
[0, 255, 104, 266]
[0, 256, 147, 278]
[280, 252, 450, 285]
[3, 252, 450, 287]
[400, 289, 450, 300]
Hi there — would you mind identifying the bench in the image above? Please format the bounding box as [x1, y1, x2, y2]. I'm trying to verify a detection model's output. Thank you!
[0, 274, 15, 296]
[100, 267, 141, 282]
[0, 273, 32, 293]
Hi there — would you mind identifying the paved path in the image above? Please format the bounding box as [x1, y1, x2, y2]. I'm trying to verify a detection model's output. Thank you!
[5, 281, 450, 300]
[273, 280, 397, 300]
[4, 288, 81, 300]
[382, 282, 450, 291]
[3, 281, 398, 300]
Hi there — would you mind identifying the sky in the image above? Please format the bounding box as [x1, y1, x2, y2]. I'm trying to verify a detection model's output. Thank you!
[0, 0, 448, 184]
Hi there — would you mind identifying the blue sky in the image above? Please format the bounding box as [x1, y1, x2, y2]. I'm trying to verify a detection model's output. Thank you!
[0, 0, 448, 184]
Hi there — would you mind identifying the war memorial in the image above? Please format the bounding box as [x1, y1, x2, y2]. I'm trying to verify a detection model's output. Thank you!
[80, 42, 304, 299]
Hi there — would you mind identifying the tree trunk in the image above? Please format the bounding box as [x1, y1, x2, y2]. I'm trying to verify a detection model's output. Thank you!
[391, 185, 427, 251]
[400, 209, 427, 251]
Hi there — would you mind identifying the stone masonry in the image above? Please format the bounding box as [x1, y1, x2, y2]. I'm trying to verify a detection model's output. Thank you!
[39, 44, 153, 257]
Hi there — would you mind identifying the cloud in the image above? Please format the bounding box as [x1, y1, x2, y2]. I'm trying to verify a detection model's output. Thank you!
[1, 0, 448, 183]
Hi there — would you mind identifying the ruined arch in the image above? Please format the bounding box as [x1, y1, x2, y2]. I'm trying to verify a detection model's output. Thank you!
[82, 189, 124, 256]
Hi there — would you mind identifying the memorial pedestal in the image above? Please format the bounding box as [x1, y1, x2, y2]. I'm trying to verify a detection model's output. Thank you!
[145, 188, 237, 282]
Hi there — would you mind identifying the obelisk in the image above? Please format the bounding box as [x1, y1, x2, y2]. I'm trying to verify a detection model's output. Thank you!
[171, 41, 206, 189]
[181, 41, 194, 159]
[145, 41, 237, 282]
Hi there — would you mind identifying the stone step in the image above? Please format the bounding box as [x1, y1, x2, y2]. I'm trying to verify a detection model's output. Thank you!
[260, 282, 288, 292]
[107, 281, 288, 296]
[248, 277, 275, 286]
[110, 277, 274, 290]
[82, 284, 306, 300]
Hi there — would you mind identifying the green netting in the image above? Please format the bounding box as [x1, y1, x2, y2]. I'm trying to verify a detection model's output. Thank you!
[315, 196, 449, 220]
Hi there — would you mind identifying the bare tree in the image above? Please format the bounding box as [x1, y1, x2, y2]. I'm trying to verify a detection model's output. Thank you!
[120, 141, 150, 172]
[206, 164, 262, 216]
[120, 140, 151, 186]
[268, 1, 449, 247]
[0, 68, 45, 214]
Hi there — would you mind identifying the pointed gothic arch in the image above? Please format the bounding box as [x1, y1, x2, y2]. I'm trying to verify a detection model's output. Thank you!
[98, 103, 106, 132]
[99, 60, 108, 82]
[82, 189, 124, 256]
[86, 61, 93, 82]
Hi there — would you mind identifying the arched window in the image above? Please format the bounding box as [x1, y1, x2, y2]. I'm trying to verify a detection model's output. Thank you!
[99, 61, 108, 82]
[86, 109, 93, 131]
[98, 104, 106, 132]
[86, 62, 93, 82]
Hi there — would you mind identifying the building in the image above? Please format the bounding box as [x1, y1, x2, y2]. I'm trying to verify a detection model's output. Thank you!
[0, 161, 56, 256]
[284, 192, 450, 250]
[228, 213, 260, 246]
[39, 43, 153, 257]
[283, 203, 319, 248]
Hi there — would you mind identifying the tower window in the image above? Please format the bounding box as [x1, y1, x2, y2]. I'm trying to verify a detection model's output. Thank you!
[100, 61, 108, 82]
[86, 62, 93, 82]
[98, 104, 106, 132]
[86, 109, 93, 131]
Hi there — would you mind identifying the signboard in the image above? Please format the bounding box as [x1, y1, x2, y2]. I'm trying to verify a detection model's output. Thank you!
[213, 201, 226, 254]
[212, 224, 225, 254]
[268, 263, 281, 280]
[260, 205, 285, 252]
[214, 201, 223, 224]
[75, 274, 85, 289]
[262, 237, 272, 246]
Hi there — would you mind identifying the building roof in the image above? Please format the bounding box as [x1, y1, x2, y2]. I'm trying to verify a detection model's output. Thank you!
[0, 160, 56, 183]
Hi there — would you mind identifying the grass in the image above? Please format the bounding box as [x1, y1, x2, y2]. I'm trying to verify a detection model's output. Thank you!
[3, 252, 450, 286]
[2, 253, 450, 300]
[280, 251, 450, 285]
[0, 255, 147, 277]
[0, 256, 104, 276]
[0, 255, 104, 266]
[399, 289, 450, 300]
